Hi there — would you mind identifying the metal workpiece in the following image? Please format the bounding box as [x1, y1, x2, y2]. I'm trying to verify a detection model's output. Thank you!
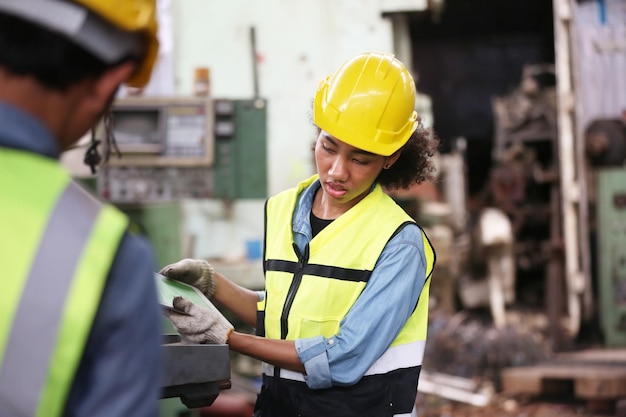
[161, 334, 231, 409]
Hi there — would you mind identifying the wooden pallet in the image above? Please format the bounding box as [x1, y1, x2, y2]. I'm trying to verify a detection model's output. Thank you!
[502, 349, 626, 414]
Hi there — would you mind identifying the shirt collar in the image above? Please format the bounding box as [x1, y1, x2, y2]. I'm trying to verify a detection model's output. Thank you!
[293, 178, 321, 240]
[0, 100, 60, 159]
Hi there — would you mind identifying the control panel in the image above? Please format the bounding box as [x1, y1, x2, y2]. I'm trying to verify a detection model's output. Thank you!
[100, 166, 214, 202]
[107, 97, 214, 166]
[97, 97, 267, 204]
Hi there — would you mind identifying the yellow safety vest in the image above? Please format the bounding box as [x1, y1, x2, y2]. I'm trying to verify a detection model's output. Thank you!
[259, 175, 435, 374]
[0, 147, 128, 417]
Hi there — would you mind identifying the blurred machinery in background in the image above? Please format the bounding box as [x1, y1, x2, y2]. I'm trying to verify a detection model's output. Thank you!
[477, 64, 561, 329]
[584, 117, 626, 168]
[398, 0, 626, 350]
[96, 96, 268, 265]
[417, 63, 626, 349]
[417, 65, 559, 330]
[100, 97, 216, 203]
[98, 96, 268, 204]
[395, 65, 564, 331]
[585, 113, 626, 347]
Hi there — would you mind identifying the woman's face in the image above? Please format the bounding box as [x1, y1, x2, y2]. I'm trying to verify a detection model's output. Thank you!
[314, 130, 386, 209]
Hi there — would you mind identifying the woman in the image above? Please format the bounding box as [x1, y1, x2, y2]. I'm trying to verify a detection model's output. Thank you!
[162, 51, 439, 417]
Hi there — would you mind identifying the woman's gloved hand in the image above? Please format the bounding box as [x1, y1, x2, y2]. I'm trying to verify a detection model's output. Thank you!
[159, 258, 217, 298]
[164, 296, 234, 345]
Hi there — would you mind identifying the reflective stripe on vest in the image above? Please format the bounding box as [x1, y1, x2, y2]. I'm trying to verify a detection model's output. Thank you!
[262, 339, 426, 381]
[0, 148, 127, 417]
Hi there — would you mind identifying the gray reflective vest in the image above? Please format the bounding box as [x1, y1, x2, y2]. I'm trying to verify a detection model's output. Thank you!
[0, 148, 128, 417]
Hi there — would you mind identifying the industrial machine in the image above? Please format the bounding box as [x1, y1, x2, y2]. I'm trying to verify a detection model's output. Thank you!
[98, 96, 268, 204]
[596, 168, 626, 347]
[430, 65, 559, 330]
[480, 64, 560, 325]
[96, 96, 268, 265]
[586, 118, 626, 347]
[436, 63, 626, 348]
[99, 96, 216, 203]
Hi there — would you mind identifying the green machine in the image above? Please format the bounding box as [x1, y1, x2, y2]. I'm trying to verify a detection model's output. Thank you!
[93, 96, 268, 416]
[97, 96, 267, 255]
[597, 168, 626, 347]
[103, 96, 269, 264]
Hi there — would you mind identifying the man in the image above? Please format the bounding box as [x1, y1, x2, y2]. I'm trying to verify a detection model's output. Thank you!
[0, 1, 163, 416]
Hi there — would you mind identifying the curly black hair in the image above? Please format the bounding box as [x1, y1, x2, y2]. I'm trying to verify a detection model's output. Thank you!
[376, 117, 440, 190]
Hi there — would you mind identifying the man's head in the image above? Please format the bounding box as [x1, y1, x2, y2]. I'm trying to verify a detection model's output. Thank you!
[0, 0, 159, 148]
[0, 0, 158, 89]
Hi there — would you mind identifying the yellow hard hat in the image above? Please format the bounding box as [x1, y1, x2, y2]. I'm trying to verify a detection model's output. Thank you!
[74, 0, 159, 87]
[0, 0, 159, 87]
[314, 52, 418, 156]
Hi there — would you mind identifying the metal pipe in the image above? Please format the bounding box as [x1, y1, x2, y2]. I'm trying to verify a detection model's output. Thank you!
[250, 26, 259, 98]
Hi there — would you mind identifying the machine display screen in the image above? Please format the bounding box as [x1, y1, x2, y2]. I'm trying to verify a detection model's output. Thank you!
[112, 109, 161, 153]
[165, 106, 207, 156]
[106, 97, 214, 167]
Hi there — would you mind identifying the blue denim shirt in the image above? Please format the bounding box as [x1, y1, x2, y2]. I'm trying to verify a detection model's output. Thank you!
[287, 179, 428, 389]
[0, 101, 163, 417]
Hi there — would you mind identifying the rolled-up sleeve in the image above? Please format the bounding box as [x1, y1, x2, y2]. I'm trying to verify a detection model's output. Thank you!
[295, 335, 338, 389]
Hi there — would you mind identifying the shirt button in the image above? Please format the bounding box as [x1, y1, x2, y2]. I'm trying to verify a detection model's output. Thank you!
[328, 339, 334, 345]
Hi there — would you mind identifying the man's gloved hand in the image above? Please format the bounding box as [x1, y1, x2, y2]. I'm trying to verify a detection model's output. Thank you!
[159, 258, 217, 298]
[164, 296, 234, 345]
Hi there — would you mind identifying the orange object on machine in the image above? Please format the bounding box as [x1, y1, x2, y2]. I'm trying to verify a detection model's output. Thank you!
[194, 67, 211, 97]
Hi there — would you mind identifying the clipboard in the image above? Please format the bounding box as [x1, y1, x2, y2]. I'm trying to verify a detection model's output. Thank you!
[155, 272, 212, 315]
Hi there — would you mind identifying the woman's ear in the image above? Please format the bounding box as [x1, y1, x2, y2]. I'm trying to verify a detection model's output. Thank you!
[384, 150, 402, 169]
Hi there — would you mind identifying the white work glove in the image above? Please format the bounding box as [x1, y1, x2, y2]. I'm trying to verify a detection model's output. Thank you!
[159, 258, 217, 298]
[164, 296, 234, 345]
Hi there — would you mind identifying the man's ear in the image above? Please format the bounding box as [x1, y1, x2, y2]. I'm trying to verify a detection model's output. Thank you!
[86, 62, 136, 110]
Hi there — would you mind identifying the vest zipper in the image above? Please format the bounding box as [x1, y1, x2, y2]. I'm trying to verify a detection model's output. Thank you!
[280, 242, 309, 339]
